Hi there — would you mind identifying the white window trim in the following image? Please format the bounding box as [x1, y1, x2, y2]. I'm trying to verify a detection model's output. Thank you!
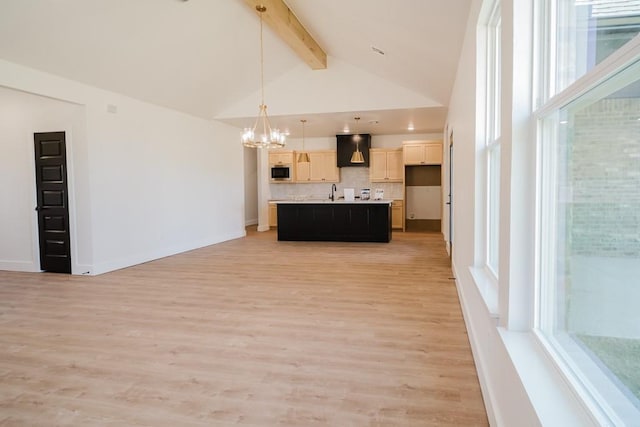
[472, 0, 502, 317]
[535, 32, 640, 118]
[486, 140, 501, 277]
[485, 2, 502, 281]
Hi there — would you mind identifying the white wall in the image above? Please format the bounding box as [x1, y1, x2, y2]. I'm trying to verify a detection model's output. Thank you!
[0, 59, 246, 275]
[0, 87, 90, 273]
[244, 147, 258, 226]
[217, 56, 441, 118]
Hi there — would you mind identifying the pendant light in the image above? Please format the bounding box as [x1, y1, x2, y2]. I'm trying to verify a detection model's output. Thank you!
[297, 119, 310, 163]
[241, 5, 286, 149]
[350, 117, 365, 163]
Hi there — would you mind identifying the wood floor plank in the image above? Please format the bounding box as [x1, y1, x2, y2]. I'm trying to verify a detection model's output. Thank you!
[0, 228, 487, 426]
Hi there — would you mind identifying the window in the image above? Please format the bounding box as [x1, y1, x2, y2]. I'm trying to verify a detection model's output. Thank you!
[537, 1, 640, 423]
[547, 0, 640, 98]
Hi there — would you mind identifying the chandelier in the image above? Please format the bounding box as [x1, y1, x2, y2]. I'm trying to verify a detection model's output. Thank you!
[242, 5, 286, 149]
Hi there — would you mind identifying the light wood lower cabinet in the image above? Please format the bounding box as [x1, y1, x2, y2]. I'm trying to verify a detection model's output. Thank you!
[269, 203, 277, 228]
[392, 200, 404, 230]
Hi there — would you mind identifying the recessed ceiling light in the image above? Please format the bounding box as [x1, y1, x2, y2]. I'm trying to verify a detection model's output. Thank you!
[560, 120, 568, 124]
[407, 124, 415, 131]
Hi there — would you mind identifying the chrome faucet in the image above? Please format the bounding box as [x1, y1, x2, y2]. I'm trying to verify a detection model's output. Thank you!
[330, 184, 337, 201]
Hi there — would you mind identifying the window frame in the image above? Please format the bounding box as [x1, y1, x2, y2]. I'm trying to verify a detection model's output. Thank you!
[485, 2, 502, 278]
[475, 0, 502, 285]
[533, 3, 640, 423]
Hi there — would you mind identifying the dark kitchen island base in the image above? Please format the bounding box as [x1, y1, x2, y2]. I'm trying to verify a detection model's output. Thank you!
[276, 202, 392, 243]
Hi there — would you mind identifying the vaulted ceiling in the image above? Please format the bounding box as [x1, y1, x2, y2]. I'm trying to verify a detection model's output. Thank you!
[0, 0, 471, 138]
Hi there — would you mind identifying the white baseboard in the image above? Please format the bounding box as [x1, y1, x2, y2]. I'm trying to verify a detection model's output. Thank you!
[0, 260, 39, 273]
[451, 260, 500, 426]
[91, 229, 246, 276]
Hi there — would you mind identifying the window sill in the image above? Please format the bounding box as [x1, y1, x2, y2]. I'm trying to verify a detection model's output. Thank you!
[499, 329, 601, 426]
[469, 266, 499, 318]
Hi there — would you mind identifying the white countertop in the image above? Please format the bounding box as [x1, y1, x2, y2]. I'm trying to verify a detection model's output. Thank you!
[271, 199, 393, 204]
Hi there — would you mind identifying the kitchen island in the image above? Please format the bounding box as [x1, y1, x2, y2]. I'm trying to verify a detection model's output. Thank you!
[275, 200, 392, 243]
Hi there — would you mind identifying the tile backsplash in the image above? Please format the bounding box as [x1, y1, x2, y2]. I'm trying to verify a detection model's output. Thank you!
[269, 167, 403, 200]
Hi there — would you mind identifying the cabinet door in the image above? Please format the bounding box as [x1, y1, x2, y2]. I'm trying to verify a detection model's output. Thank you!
[424, 143, 443, 164]
[295, 160, 311, 182]
[322, 151, 339, 182]
[386, 150, 404, 181]
[391, 200, 404, 230]
[369, 150, 388, 182]
[269, 151, 293, 165]
[403, 144, 425, 165]
[269, 203, 278, 227]
[309, 151, 338, 182]
[309, 152, 326, 181]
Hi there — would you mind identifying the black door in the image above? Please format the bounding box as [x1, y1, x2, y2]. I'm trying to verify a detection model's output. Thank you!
[34, 132, 71, 273]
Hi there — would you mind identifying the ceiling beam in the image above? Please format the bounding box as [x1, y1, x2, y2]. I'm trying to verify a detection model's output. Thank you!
[244, 0, 327, 70]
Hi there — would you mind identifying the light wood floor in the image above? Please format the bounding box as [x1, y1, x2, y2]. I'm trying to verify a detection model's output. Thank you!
[0, 228, 487, 426]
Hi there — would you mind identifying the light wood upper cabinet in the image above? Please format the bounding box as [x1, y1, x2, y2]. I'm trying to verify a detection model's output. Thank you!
[269, 150, 294, 165]
[403, 141, 442, 165]
[294, 157, 311, 182]
[303, 151, 339, 183]
[370, 148, 403, 182]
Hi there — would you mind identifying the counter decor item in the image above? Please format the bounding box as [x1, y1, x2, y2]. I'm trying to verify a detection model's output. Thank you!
[360, 188, 370, 200]
[374, 188, 384, 200]
[344, 188, 355, 202]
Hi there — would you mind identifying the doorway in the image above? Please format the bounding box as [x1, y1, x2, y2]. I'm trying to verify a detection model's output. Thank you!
[34, 132, 71, 273]
[404, 165, 442, 232]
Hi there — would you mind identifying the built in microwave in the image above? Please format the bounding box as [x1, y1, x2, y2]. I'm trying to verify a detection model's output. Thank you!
[271, 165, 291, 181]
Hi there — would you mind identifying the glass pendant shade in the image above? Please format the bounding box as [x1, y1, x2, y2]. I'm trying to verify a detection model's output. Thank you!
[241, 5, 286, 149]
